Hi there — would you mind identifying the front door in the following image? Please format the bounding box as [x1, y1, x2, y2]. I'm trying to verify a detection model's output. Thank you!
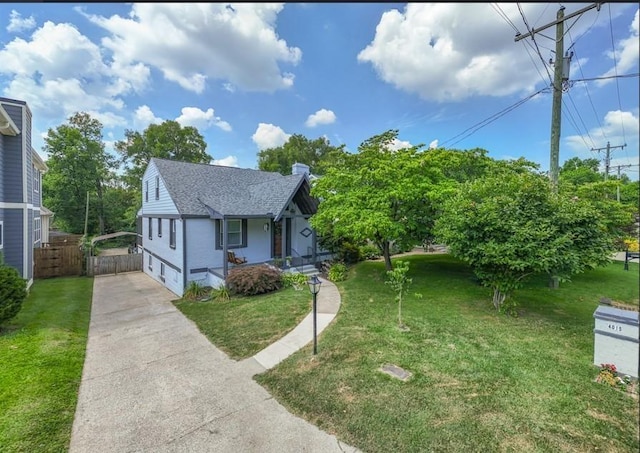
[272, 218, 291, 258]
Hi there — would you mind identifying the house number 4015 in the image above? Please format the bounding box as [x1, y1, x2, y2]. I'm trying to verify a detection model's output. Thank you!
[607, 323, 622, 332]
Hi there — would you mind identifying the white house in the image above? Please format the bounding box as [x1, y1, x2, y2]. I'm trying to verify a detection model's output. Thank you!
[140, 158, 327, 296]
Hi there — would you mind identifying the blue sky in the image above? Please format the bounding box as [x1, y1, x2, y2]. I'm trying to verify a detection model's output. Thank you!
[1, 3, 638, 179]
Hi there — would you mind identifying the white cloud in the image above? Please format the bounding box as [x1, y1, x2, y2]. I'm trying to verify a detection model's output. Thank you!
[598, 8, 639, 85]
[252, 123, 291, 150]
[566, 110, 640, 172]
[223, 83, 236, 93]
[175, 107, 232, 132]
[133, 105, 163, 130]
[212, 155, 239, 167]
[86, 110, 127, 128]
[429, 139, 439, 149]
[0, 20, 146, 122]
[7, 10, 36, 33]
[84, 3, 302, 93]
[386, 138, 413, 151]
[305, 108, 336, 127]
[357, 3, 632, 102]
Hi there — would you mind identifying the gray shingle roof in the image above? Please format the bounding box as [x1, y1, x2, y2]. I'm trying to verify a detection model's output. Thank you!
[151, 158, 311, 218]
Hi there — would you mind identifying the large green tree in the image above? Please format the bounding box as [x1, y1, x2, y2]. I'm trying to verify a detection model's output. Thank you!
[311, 130, 443, 271]
[115, 120, 210, 190]
[258, 134, 346, 175]
[43, 113, 116, 235]
[434, 170, 616, 311]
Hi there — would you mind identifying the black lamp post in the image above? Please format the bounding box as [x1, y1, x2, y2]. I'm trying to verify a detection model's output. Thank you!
[307, 275, 322, 355]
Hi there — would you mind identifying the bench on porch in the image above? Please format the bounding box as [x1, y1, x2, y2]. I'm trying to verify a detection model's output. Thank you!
[227, 251, 247, 265]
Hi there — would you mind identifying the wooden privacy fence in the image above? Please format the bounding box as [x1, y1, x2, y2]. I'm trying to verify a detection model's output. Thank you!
[34, 245, 84, 278]
[87, 254, 143, 276]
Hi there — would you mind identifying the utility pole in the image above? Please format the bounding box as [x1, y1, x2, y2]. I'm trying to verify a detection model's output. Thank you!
[84, 191, 90, 237]
[591, 141, 626, 180]
[515, 3, 604, 193]
[613, 164, 632, 202]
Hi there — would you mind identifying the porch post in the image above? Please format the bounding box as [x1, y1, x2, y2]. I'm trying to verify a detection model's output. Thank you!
[281, 216, 287, 261]
[311, 228, 317, 263]
[222, 217, 228, 278]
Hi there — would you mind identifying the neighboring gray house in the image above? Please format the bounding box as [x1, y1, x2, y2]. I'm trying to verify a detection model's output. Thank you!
[0, 97, 48, 287]
[140, 158, 326, 296]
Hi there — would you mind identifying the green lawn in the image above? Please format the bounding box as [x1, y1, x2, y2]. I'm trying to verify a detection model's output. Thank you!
[174, 286, 312, 360]
[0, 276, 93, 453]
[256, 255, 640, 453]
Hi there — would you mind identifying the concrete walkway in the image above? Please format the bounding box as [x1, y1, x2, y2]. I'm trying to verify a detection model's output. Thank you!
[70, 272, 357, 453]
[239, 276, 341, 373]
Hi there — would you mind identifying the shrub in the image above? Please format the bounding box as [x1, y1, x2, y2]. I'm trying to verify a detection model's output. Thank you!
[184, 280, 208, 301]
[337, 241, 362, 264]
[211, 284, 230, 302]
[328, 262, 347, 282]
[282, 272, 309, 290]
[0, 265, 28, 324]
[360, 244, 380, 260]
[226, 265, 283, 296]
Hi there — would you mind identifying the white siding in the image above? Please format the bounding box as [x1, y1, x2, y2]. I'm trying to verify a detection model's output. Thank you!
[244, 219, 272, 262]
[185, 218, 220, 278]
[143, 216, 184, 297]
[141, 161, 179, 215]
[288, 202, 314, 257]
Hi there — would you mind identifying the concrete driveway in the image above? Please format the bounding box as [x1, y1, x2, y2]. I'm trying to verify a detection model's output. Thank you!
[70, 272, 358, 453]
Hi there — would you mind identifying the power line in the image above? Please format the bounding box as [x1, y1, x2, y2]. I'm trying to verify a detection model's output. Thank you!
[570, 46, 607, 142]
[608, 4, 627, 145]
[440, 88, 549, 148]
[572, 73, 640, 83]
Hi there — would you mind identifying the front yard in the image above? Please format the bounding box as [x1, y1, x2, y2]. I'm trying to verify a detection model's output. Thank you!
[174, 286, 312, 359]
[255, 255, 639, 452]
[0, 277, 93, 452]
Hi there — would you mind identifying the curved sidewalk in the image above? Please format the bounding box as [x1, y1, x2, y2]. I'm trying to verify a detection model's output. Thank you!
[70, 272, 357, 453]
[238, 276, 341, 374]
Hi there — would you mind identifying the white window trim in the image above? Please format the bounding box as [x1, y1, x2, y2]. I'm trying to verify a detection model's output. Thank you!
[0, 220, 3, 250]
[34, 217, 41, 244]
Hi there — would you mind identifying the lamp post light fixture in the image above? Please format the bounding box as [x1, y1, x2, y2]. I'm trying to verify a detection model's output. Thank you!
[307, 274, 322, 355]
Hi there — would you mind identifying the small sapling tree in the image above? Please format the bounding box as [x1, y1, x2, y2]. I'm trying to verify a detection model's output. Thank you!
[385, 260, 419, 329]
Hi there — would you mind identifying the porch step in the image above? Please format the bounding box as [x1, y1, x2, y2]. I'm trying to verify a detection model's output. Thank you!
[286, 264, 319, 277]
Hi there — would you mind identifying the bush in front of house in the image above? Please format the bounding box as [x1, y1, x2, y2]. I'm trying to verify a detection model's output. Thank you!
[0, 265, 28, 324]
[328, 262, 348, 282]
[227, 265, 283, 296]
[282, 272, 309, 290]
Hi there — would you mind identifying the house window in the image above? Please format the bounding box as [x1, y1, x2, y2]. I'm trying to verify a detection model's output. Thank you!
[158, 218, 162, 237]
[0, 221, 3, 250]
[160, 263, 165, 282]
[145, 180, 149, 202]
[148, 217, 153, 240]
[33, 167, 40, 193]
[215, 219, 247, 249]
[34, 217, 41, 243]
[170, 219, 176, 249]
[155, 176, 160, 200]
[148, 254, 153, 271]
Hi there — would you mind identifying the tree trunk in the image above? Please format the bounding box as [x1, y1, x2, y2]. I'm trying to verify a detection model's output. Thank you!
[96, 180, 105, 235]
[382, 241, 393, 271]
[492, 288, 507, 310]
[398, 293, 403, 327]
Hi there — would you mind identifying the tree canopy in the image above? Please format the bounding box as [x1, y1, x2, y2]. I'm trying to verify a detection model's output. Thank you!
[115, 120, 210, 190]
[43, 112, 116, 235]
[310, 130, 445, 270]
[257, 134, 346, 175]
[434, 169, 617, 312]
